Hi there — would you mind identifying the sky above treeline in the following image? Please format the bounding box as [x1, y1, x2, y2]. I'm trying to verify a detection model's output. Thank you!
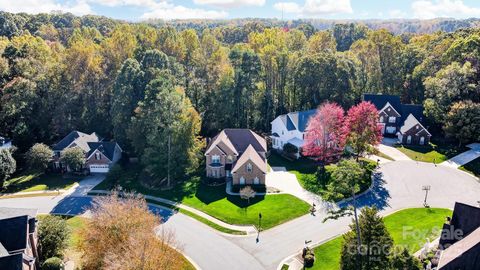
[2, 0, 480, 21]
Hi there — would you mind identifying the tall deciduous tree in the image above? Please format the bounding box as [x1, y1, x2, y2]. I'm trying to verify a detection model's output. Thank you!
[444, 100, 480, 145]
[26, 143, 53, 171]
[79, 192, 185, 270]
[302, 102, 346, 163]
[61, 147, 85, 172]
[345, 101, 382, 159]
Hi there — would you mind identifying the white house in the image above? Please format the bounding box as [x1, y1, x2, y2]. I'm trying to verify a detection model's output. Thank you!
[270, 109, 316, 158]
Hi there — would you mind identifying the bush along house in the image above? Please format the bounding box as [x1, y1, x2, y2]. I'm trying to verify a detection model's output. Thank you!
[205, 129, 267, 186]
[363, 94, 432, 145]
[51, 131, 122, 173]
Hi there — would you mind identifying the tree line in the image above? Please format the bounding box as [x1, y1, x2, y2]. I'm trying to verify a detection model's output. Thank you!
[1, 11, 479, 183]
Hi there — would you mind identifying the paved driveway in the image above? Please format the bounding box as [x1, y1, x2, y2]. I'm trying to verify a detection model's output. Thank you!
[440, 143, 480, 168]
[1, 161, 480, 270]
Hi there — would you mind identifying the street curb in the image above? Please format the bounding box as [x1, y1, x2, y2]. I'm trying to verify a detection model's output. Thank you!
[0, 183, 80, 199]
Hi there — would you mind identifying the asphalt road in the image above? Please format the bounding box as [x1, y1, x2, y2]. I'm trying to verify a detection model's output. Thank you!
[1, 161, 480, 270]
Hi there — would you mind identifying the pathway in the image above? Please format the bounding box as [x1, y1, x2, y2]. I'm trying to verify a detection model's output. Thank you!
[440, 143, 480, 168]
[377, 139, 412, 161]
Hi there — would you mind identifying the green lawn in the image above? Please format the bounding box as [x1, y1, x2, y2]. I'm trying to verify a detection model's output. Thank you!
[267, 153, 375, 197]
[395, 140, 467, 163]
[309, 208, 452, 270]
[459, 157, 480, 178]
[2, 173, 80, 193]
[94, 166, 310, 230]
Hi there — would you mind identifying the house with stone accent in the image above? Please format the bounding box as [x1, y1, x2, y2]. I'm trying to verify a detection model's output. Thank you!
[363, 94, 432, 145]
[205, 129, 267, 186]
[52, 131, 122, 173]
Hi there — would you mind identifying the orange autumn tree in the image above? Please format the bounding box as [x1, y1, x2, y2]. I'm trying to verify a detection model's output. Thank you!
[78, 191, 186, 270]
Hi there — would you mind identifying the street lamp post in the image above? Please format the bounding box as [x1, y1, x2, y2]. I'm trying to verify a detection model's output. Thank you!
[422, 185, 431, 207]
[256, 213, 262, 243]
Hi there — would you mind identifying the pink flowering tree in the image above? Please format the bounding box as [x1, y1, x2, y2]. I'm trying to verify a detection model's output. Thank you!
[344, 101, 383, 160]
[302, 102, 346, 164]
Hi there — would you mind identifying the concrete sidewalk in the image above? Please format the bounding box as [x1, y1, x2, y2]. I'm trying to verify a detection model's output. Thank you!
[89, 189, 257, 234]
[440, 143, 480, 168]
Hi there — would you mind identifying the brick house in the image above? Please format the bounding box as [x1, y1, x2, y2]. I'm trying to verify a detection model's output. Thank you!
[52, 131, 122, 173]
[205, 129, 267, 185]
[363, 94, 432, 145]
[0, 208, 39, 270]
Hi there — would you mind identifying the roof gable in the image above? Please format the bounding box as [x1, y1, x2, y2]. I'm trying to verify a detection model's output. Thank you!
[232, 145, 267, 173]
[53, 131, 100, 152]
[223, 129, 266, 153]
[86, 142, 118, 161]
[379, 102, 401, 117]
[400, 114, 431, 135]
[363, 94, 402, 113]
[275, 109, 317, 133]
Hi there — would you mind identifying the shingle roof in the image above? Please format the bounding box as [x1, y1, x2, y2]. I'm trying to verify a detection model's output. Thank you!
[232, 145, 267, 174]
[275, 109, 317, 132]
[86, 142, 117, 161]
[0, 207, 37, 220]
[363, 94, 402, 114]
[0, 253, 23, 270]
[222, 129, 267, 153]
[53, 131, 100, 152]
[0, 243, 8, 257]
[0, 216, 28, 252]
[438, 226, 480, 269]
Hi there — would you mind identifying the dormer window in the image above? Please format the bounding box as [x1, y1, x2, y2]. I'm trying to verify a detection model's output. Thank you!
[212, 155, 220, 164]
[95, 152, 101, 160]
[246, 163, 253, 172]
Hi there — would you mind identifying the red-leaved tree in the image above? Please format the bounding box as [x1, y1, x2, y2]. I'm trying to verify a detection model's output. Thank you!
[302, 102, 346, 163]
[344, 101, 383, 160]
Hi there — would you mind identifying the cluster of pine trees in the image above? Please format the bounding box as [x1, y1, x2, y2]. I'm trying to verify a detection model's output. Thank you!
[1, 11, 479, 181]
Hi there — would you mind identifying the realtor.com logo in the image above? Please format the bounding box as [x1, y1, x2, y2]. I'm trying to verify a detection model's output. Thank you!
[343, 226, 465, 257]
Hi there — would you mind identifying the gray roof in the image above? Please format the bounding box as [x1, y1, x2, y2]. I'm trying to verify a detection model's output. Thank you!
[0, 208, 37, 220]
[0, 216, 29, 252]
[87, 142, 118, 161]
[277, 109, 317, 132]
[53, 131, 100, 152]
[0, 253, 23, 270]
[363, 93, 427, 126]
[222, 129, 267, 153]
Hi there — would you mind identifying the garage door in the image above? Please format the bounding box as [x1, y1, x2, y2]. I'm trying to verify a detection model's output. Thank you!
[89, 164, 110, 173]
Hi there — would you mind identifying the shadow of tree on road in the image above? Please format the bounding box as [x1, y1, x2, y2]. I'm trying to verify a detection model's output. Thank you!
[338, 171, 391, 210]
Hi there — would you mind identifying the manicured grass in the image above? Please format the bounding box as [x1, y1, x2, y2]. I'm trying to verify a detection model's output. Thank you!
[2, 173, 80, 193]
[268, 153, 375, 197]
[312, 237, 343, 270]
[309, 208, 452, 270]
[376, 151, 394, 161]
[383, 208, 452, 252]
[94, 166, 310, 230]
[144, 199, 247, 235]
[180, 184, 310, 229]
[459, 157, 480, 178]
[395, 140, 467, 163]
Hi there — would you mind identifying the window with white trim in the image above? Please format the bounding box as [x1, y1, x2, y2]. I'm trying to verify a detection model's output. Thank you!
[246, 163, 253, 172]
[388, 116, 396, 123]
[379, 116, 384, 123]
[95, 152, 101, 160]
[212, 155, 220, 164]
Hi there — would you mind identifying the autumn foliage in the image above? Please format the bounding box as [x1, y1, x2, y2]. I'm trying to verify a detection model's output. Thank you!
[302, 102, 346, 163]
[78, 192, 187, 270]
[344, 101, 383, 158]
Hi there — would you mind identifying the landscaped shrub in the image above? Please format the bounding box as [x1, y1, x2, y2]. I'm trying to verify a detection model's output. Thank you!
[105, 164, 124, 186]
[283, 143, 298, 154]
[38, 216, 69, 263]
[42, 257, 64, 270]
[232, 184, 266, 193]
[302, 247, 315, 267]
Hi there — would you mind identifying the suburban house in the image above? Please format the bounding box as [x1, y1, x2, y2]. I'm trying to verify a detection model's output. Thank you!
[205, 129, 267, 186]
[436, 202, 480, 270]
[52, 131, 122, 173]
[270, 109, 317, 158]
[0, 136, 12, 150]
[0, 207, 39, 270]
[363, 94, 432, 145]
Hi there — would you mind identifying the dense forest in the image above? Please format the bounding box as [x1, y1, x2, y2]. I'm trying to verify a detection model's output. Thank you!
[1, 11, 479, 181]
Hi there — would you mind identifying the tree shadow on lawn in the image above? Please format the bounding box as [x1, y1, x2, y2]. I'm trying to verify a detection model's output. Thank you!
[338, 171, 391, 211]
[399, 139, 468, 158]
[193, 182, 266, 208]
[3, 172, 80, 193]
